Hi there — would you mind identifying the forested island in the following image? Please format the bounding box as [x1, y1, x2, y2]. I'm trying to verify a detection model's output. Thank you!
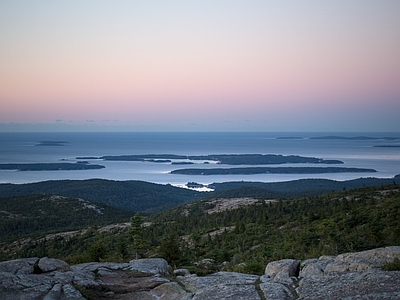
[79, 153, 343, 165]
[170, 166, 377, 175]
[0, 162, 105, 171]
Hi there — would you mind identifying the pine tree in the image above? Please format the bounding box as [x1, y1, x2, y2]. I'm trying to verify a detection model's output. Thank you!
[130, 213, 148, 259]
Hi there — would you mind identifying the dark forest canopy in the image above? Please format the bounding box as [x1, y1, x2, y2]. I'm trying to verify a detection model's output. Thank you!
[0, 194, 132, 243]
[1, 184, 399, 270]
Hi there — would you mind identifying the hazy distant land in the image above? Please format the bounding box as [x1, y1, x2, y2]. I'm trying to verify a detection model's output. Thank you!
[373, 145, 400, 148]
[275, 136, 304, 139]
[310, 136, 399, 140]
[0, 162, 105, 171]
[35, 141, 69, 146]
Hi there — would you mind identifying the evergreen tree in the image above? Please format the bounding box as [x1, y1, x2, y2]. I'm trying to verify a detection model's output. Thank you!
[129, 213, 148, 259]
[159, 234, 183, 265]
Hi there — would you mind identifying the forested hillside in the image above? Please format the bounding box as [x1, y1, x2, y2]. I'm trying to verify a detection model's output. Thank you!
[0, 176, 399, 212]
[0, 194, 132, 243]
[2, 184, 398, 275]
[0, 179, 201, 212]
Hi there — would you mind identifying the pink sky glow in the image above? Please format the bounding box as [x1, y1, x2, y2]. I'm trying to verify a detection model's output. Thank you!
[1, 1, 399, 131]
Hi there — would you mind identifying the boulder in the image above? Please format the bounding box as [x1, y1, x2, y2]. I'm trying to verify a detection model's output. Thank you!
[300, 257, 334, 278]
[297, 246, 400, 300]
[300, 246, 400, 278]
[128, 258, 170, 276]
[37, 257, 71, 273]
[265, 259, 300, 278]
[173, 268, 191, 276]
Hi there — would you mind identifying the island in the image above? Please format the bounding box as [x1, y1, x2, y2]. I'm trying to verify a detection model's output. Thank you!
[373, 145, 400, 148]
[0, 162, 105, 171]
[310, 136, 399, 141]
[170, 166, 377, 175]
[78, 154, 344, 165]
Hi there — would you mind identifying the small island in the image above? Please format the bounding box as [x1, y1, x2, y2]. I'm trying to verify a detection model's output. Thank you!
[0, 162, 105, 171]
[35, 141, 69, 146]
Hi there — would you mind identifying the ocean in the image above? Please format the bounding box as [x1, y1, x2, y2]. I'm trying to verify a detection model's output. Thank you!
[0, 132, 399, 187]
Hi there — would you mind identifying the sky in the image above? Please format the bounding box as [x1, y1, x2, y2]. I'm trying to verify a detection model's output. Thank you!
[1, 1, 399, 132]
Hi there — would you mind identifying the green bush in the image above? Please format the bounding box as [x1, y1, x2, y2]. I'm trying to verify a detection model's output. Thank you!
[382, 258, 400, 271]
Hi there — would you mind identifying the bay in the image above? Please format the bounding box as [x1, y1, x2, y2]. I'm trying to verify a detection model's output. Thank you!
[0, 132, 399, 186]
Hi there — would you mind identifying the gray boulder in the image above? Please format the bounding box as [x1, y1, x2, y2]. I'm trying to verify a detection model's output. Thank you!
[128, 258, 170, 276]
[297, 246, 400, 299]
[173, 268, 191, 276]
[265, 258, 300, 278]
[38, 257, 71, 273]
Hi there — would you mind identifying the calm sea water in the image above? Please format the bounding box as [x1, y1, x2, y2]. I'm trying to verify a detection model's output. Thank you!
[0, 132, 399, 186]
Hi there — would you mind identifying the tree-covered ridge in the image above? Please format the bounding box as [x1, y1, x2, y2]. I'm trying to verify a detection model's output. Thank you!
[2, 184, 398, 274]
[144, 184, 400, 273]
[1, 177, 399, 212]
[0, 179, 201, 213]
[209, 177, 400, 198]
[0, 194, 132, 243]
[83, 153, 343, 165]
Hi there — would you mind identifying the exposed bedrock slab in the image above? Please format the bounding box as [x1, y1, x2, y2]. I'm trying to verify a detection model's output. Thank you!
[0, 247, 399, 299]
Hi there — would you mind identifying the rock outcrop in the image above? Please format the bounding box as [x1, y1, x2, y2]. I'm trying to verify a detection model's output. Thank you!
[1, 246, 399, 299]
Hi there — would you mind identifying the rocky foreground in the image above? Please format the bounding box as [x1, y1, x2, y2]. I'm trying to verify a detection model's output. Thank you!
[1, 246, 399, 300]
